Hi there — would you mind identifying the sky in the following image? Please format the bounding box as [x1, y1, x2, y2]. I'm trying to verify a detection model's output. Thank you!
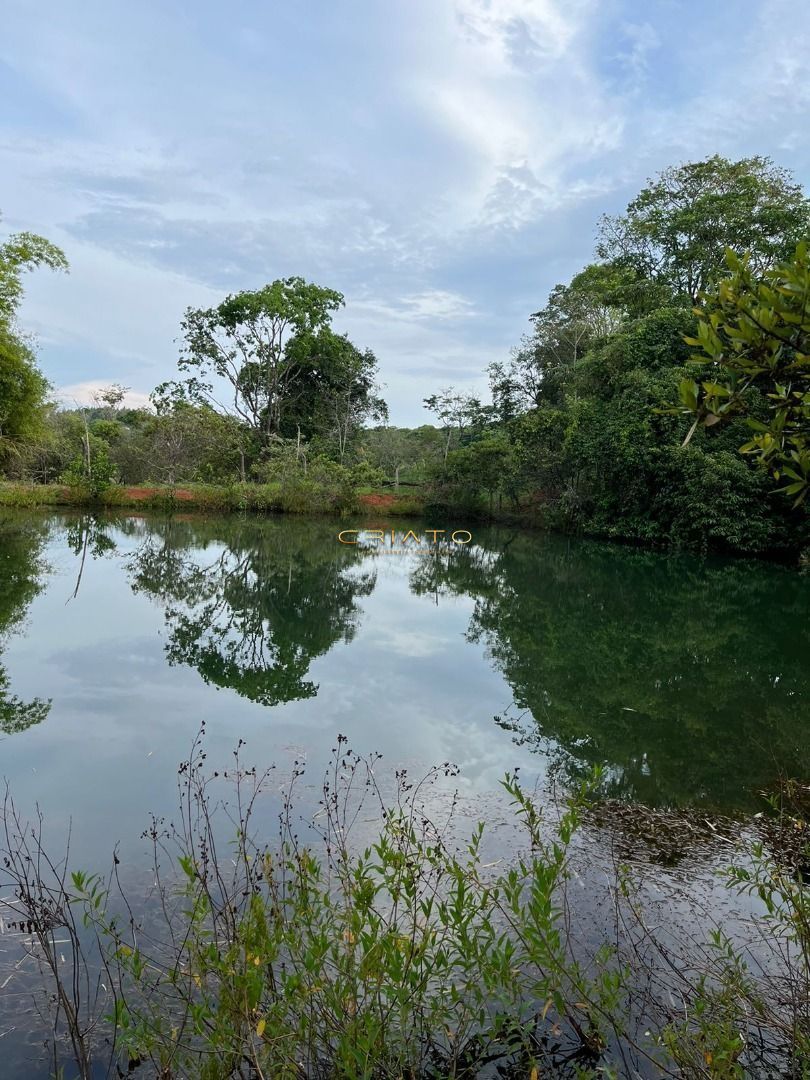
[1, 0, 809, 426]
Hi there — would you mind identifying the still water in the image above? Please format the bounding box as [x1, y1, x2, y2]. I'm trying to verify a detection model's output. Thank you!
[1, 509, 808, 864]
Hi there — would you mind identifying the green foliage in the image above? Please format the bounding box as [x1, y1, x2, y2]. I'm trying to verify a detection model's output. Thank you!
[280, 331, 387, 458]
[467, 156, 810, 557]
[158, 278, 385, 454]
[0, 215, 68, 469]
[432, 433, 519, 514]
[359, 424, 444, 487]
[423, 388, 491, 464]
[73, 739, 629, 1079]
[17, 735, 806, 1078]
[62, 436, 117, 499]
[250, 440, 374, 514]
[134, 405, 250, 484]
[6, 156, 810, 553]
[0, 329, 50, 460]
[597, 155, 810, 306]
[675, 243, 810, 507]
[650, 446, 779, 552]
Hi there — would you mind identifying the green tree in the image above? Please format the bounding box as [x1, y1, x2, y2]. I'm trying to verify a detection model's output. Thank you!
[0, 215, 68, 466]
[675, 243, 810, 506]
[0, 330, 51, 460]
[597, 155, 810, 306]
[280, 331, 387, 459]
[162, 278, 349, 447]
[480, 156, 810, 556]
[489, 263, 629, 414]
[423, 388, 489, 464]
[362, 426, 420, 488]
[443, 434, 518, 512]
[135, 404, 252, 484]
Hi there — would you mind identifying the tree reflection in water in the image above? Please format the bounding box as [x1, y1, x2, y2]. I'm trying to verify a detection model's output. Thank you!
[410, 529, 810, 810]
[127, 517, 377, 707]
[0, 514, 51, 735]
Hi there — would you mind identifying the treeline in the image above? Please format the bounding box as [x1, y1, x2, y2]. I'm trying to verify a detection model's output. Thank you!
[2, 154, 809, 555]
[420, 155, 810, 557]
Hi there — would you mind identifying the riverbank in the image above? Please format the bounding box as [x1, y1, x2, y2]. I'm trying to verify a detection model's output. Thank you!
[1, 482, 805, 563]
[0, 481, 429, 516]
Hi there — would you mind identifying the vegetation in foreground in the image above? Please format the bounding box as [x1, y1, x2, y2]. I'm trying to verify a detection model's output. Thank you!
[2, 154, 810, 558]
[1, 734, 808, 1079]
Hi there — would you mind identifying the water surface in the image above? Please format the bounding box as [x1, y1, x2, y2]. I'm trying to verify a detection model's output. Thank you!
[0, 509, 807, 863]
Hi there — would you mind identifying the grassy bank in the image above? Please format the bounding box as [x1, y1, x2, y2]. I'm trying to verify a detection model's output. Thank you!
[0, 481, 429, 516]
[0, 481, 548, 528]
[1, 483, 802, 563]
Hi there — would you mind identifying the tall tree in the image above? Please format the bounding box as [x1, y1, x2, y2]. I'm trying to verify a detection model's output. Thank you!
[162, 278, 346, 446]
[0, 214, 68, 465]
[597, 155, 810, 306]
[361, 426, 427, 488]
[491, 264, 629, 415]
[423, 388, 487, 464]
[280, 331, 387, 459]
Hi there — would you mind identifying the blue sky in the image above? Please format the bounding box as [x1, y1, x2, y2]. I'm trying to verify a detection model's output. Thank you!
[1, 0, 808, 424]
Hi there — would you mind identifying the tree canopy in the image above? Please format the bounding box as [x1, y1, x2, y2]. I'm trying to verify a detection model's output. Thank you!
[597, 155, 810, 307]
[157, 278, 385, 452]
[0, 213, 68, 463]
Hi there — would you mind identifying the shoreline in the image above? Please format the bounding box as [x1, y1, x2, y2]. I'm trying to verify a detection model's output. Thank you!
[0, 482, 804, 565]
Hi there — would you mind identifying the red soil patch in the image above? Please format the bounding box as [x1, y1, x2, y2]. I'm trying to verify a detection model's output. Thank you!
[359, 493, 397, 508]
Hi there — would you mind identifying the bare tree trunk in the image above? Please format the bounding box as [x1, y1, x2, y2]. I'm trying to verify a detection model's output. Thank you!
[394, 464, 400, 490]
[82, 411, 92, 481]
[68, 525, 90, 602]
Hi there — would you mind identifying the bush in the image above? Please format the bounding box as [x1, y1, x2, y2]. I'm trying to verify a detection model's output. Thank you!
[651, 447, 781, 553]
[1, 737, 808, 1078]
[62, 439, 117, 500]
[251, 443, 375, 514]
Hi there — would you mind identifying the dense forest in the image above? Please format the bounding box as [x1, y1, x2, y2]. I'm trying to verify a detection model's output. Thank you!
[2, 154, 809, 558]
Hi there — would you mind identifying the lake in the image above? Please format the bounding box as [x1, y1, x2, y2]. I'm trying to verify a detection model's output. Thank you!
[0, 509, 808, 1075]
[1, 509, 809, 859]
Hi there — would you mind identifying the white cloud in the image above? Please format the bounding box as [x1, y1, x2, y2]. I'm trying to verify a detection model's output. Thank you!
[406, 0, 624, 233]
[614, 22, 660, 85]
[54, 381, 153, 410]
[1, 0, 808, 426]
[353, 290, 475, 322]
[453, 0, 584, 66]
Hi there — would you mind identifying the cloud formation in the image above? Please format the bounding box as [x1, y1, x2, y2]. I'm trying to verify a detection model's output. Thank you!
[1, 0, 808, 423]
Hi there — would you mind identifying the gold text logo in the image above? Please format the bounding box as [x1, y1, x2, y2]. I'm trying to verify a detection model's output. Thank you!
[337, 529, 472, 546]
